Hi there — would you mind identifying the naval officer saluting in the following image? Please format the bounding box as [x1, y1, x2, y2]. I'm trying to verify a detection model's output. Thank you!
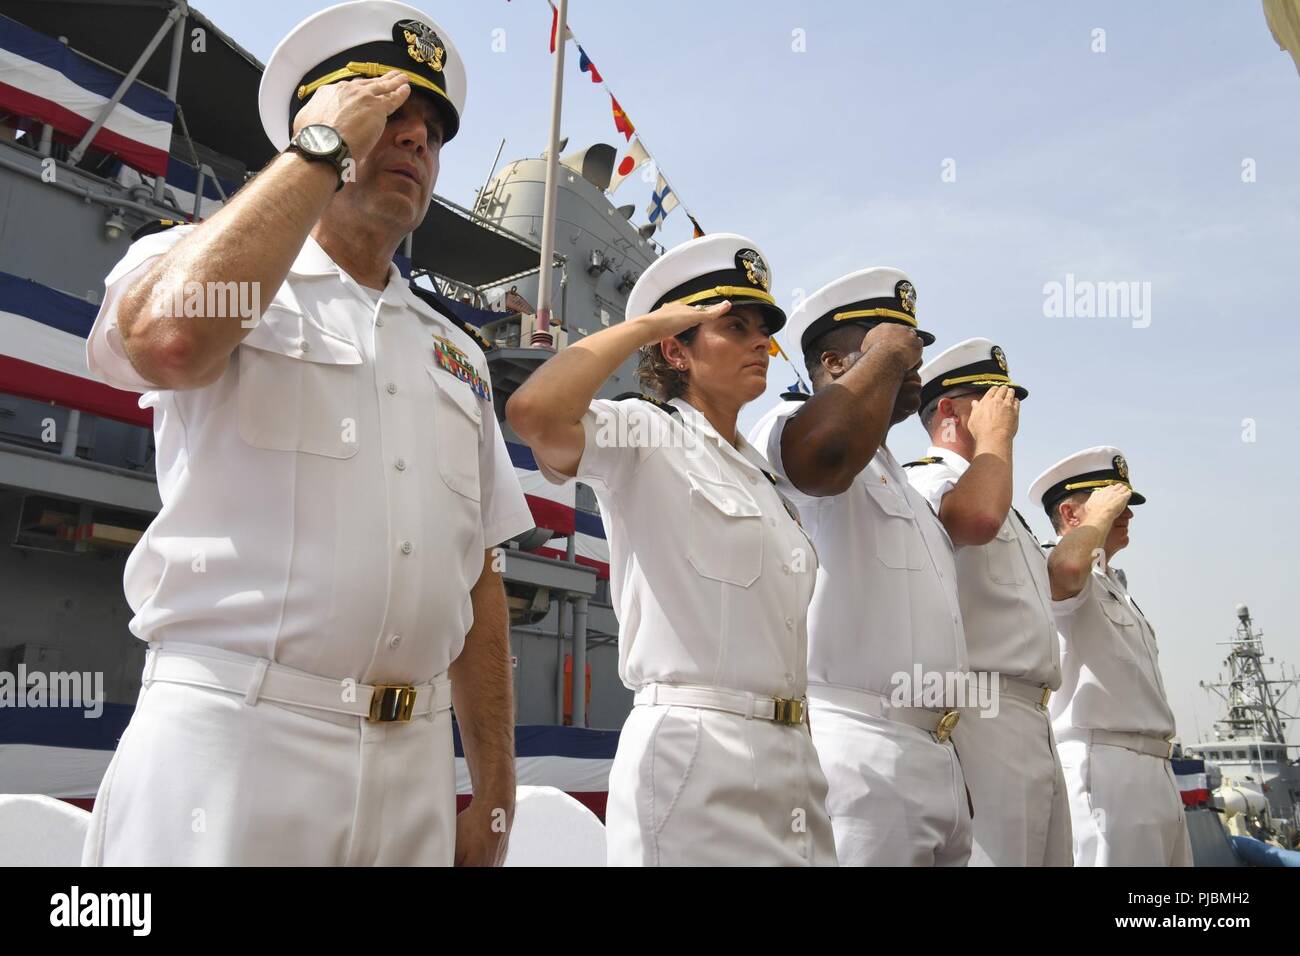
[905, 339, 1072, 866]
[508, 235, 836, 866]
[81, 2, 534, 865]
[748, 268, 973, 866]
[1029, 447, 1191, 866]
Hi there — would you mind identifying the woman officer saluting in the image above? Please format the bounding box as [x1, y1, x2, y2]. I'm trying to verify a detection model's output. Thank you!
[507, 234, 835, 866]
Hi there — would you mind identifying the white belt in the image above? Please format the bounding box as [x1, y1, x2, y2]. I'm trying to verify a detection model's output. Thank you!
[1057, 728, 1174, 759]
[997, 674, 1053, 710]
[806, 683, 961, 743]
[143, 643, 452, 723]
[634, 682, 807, 726]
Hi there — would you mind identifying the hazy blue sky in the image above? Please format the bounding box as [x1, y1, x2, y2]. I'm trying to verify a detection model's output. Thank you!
[203, 0, 1300, 747]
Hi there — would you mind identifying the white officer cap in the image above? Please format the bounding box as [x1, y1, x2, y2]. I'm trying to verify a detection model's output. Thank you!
[259, 1, 468, 151]
[1029, 445, 1147, 517]
[625, 233, 786, 334]
[919, 336, 1028, 409]
[785, 266, 935, 359]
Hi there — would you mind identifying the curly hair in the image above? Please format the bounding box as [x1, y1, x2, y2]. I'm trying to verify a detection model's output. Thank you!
[634, 326, 700, 400]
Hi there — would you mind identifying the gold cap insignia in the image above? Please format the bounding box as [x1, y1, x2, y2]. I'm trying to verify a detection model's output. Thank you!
[896, 279, 917, 316]
[992, 345, 1007, 372]
[394, 19, 445, 72]
[1113, 454, 1129, 481]
[735, 248, 770, 292]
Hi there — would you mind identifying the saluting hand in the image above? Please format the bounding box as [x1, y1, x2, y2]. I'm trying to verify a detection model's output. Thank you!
[1087, 482, 1132, 525]
[860, 322, 923, 375]
[292, 69, 413, 162]
[632, 299, 732, 342]
[967, 384, 1020, 443]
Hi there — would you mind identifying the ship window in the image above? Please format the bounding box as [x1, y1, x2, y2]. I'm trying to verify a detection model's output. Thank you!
[1236, 750, 1247, 759]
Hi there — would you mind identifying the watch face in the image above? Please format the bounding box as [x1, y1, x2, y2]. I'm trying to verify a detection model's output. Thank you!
[298, 124, 340, 156]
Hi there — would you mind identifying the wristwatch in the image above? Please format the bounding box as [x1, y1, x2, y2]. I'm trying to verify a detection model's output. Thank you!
[286, 124, 351, 191]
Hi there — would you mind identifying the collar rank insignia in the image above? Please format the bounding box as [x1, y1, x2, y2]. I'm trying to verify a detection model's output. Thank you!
[992, 345, 1008, 372]
[895, 279, 917, 317]
[1112, 454, 1129, 481]
[395, 19, 446, 72]
[433, 335, 490, 400]
[735, 248, 770, 292]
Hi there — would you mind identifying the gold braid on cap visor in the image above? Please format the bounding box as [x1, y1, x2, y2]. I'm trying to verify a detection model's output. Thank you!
[833, 307, 918, 327]
[298, 61, 449, 101]
[1063, 478, 1132, 492]
[940, 373, 1013, 387]
[672, 286, 777, 307]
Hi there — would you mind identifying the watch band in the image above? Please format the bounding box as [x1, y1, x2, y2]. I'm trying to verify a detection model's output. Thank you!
[286, 128, 350, 191]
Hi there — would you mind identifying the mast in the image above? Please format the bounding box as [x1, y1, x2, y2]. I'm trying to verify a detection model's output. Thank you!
[1199, 605, 1297, 753]
[532, 0, 569, 348]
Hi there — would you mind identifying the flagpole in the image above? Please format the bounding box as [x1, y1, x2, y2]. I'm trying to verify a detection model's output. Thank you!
[533, 0, 569, 348]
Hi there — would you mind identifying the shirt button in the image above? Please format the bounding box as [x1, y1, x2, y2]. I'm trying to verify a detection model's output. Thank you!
[388, 634, 402, 649]
[782, 563, 791, 574]
[375, 315, 385, 328]
[785, 617, 794, 630]
[386, 382, 398, 395]
[748, 475, 758, 485]
[299, 338, 310, 353]
[400, 540, 413, 554]
[784, 672, 795, 684]
[395, 457, 407, 471]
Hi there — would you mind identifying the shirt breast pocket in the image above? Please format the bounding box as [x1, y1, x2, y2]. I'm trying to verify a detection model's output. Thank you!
[985, 522, 1029, 586]
[237, 305, 363, 459]
[426, 366, 483, 502]
[1100, 599, 1137, 662]
[686, 471, 763, 587]
[863, 482, 925, 570]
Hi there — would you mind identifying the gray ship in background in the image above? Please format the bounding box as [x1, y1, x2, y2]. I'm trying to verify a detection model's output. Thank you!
[0, 0, 659, 806]
[1185, 606, 1300, 849]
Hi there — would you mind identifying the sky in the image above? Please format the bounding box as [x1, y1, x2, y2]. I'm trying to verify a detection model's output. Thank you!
[199, 0, 1300, 747]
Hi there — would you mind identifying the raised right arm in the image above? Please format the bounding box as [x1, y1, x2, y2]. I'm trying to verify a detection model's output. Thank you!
[506, 301, 729, 479]
[115, 71, 413, 389]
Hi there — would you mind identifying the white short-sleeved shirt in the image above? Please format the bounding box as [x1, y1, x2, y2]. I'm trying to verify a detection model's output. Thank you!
[748, 400, 967, 702]
[542, 396, 817, 697]
[906, 446, 1059, 688]
[86, 225, 534, 683]
[1048, 565, 1176, 738]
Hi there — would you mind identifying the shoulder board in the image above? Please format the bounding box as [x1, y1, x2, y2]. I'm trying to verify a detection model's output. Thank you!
[612, 391, 679, 416]
[130, 218, 186, 242]
[902, 456, 944, 468]
[780, 390, 811, 403]
[408, 282, 494, 352]
[1010, 507, 1038, 538]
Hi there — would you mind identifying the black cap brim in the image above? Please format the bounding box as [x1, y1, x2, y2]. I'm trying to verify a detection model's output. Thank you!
[728, 296, 787, 335]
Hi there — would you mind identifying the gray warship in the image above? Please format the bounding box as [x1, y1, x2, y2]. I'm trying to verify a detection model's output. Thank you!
[1185, 605, 1300, 848]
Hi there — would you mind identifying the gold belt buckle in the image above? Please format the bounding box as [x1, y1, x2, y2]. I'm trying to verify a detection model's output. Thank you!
[934, 709, 960, 743]
[771, 697, 805, 726]
[1039, 687, 1052, 710]
[369, 684, 417, 722]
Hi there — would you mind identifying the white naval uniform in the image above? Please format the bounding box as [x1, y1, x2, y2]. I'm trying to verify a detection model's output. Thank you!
[907, 448, 1072, 866]
[539, 397, 836, 866]
[1049, 565, 1192, 867]
[80, 224, 534, 865]
[749, 402, 972, 866]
